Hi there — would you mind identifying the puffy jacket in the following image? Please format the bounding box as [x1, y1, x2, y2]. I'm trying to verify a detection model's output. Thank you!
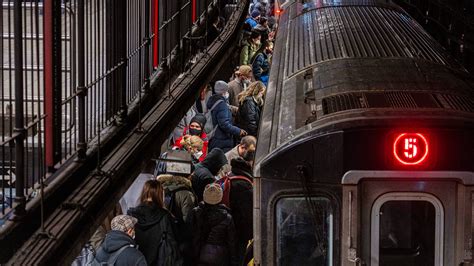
[192, 148, 228, 202]
[158, 174, 197, 222]
[95, 230, 147, 266]
[244, 17, 258, 28]
[228, 159, 254, 246]
[127, 204, 182, 266]
[188, 202, 238, 266]
[207, 95, 241, 152]
[239, 40, 261, 66]
[252, 52, 270, 82]
[173, 127, 209, 162]
[238, 96, 262, 137]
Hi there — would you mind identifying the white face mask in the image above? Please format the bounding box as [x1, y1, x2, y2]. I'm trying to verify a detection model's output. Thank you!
[193, 151, 203, 160]
[223, 92, 230, 99]
[243, 79, 251, 86]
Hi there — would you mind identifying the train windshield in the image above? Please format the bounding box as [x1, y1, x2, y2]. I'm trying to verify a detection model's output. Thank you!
[375, 200, 440, 266]
[276, 197, 333, 266]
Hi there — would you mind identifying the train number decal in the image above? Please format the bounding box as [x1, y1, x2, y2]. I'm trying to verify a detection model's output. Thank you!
[393, 133, 429, 165]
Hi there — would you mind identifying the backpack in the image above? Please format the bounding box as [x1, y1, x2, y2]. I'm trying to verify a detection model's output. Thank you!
[89, 244, 134, 266]
[157, 216, 184, 266]
[216, 175, 253, 208]
[164, 186, 196, 241]
[204, 99, 224, 139]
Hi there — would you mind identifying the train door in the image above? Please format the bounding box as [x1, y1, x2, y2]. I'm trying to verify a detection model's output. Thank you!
[341, 171, 474, 266]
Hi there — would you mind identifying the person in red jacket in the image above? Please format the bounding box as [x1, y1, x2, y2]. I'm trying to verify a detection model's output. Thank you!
[173, 114, 209, 158]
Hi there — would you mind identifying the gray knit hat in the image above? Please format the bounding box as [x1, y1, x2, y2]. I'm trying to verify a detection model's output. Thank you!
[214, 80, 229, 95]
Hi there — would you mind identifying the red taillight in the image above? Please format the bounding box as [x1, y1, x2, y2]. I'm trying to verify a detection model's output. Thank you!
[393, 133, 429, 165]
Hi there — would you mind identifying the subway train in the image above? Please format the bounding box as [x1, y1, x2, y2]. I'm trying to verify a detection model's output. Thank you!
[254, 0, 474, 265]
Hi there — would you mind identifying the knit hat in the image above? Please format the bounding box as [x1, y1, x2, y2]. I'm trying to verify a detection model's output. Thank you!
[214, 80, 229, 95]
[237, 65, 252, 77]
[190, 114, 207, 129]
[203, 183, 223, 205]
[111, 215, 138, 232]
[251, 10, 260, 19]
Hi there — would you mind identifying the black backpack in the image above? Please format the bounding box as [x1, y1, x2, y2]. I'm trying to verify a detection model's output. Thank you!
[156, 215, 184, 266]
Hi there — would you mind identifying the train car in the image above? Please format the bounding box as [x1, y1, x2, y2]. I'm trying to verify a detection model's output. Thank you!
[254, 0, 474, 265]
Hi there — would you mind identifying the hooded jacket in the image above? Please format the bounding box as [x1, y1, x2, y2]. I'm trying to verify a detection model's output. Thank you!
[207, 95, 241, 152]
[188, 203, 238, 266]
[157, 174, 196, 222]
[239, 39, 261, 66]
[127, 204, 181, 265]
[95, 230, 147, 266]
[192, 148, 228, 202]
[238, 96, 262, 137]
[228, 158, 254, 246]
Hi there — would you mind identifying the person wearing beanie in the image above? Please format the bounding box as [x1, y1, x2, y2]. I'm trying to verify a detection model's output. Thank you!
[240, 30, 262, 65]
[227, 157, 254, 263]
[173, 113, 209, 159]
[188, 184, 238, 266]
[245, 10, 260, 29]
[206, 81, 247, 152]
[228, 65, 254, 107]
[191, 148, 228, 202]
[94, 215, 147, 266]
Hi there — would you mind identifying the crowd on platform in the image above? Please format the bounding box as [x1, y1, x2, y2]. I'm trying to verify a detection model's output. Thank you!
[73, 1, 276, 265]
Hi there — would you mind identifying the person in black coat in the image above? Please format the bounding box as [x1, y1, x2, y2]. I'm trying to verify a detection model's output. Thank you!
[94, 215, 147, 266]
[188, 183, 238, 266]
[127, 180, 183, 266]
[228, 157, 254, 263]
[237, 81, 266, 137]
[191, 148, 228, 202]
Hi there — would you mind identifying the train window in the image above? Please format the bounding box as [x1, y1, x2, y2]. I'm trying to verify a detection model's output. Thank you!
[371, 193, 444, 266]
[276, 197, 333, 266]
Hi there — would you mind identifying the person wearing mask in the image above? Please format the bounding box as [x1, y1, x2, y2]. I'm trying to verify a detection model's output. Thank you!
[94, 215, 147, 266]
[254, 17, 270, 45]
[128, 180, 183, 265]
[173, 114, 208, 158]
[225, 135, 257, 164]
[240, 30, 262, 66]
[188, 183, 238, 266]
[227, 158, 254, 264]
[207, 81, 247, 152]
[191, 148, 228, 202]
[252, 41, 273, 86]
[228, 65, 253, 107]
[238, 81, 266, 137]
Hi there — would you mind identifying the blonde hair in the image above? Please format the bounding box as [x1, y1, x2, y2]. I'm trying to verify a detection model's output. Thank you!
[180, 135, 204, 151]
[238, 81, 265, 105]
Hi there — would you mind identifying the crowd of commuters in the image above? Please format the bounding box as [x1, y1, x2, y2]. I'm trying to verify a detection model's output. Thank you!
[73, 1, 276, 265]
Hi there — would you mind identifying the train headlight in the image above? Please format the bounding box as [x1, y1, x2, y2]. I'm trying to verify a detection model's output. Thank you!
[393, 133, 429, 165]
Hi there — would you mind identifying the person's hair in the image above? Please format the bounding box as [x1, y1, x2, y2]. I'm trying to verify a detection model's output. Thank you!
[250, 30, 261, 40]
[240, 135, 257, 148]
[140, 180, 164, 208]
[238, 81, 266, 105]
[259, 16, 267, 25]
[180, 135, 204, 151]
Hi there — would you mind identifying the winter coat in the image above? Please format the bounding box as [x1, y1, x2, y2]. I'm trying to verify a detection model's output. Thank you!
[240, 40, 261, 66]
[173, 127, 209, 162]
[244, 17, 258, 29]
[228, 159, 254, 247]
[252, 52, 270, 82]
[95, 230, 147, 266]
[191, 148, 228, 202]
[158, 174, 197, 222]
[207, 95, 241, 152]
[188, 203, 238, 266]
[128, 204, 181, 265]
[228, 78, 245, 108]
[238, 96, 262, 137]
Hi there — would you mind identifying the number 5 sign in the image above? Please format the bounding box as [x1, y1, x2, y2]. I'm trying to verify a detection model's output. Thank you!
[393, 133, 429, 165]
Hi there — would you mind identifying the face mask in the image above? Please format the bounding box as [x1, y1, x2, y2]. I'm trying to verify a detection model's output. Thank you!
[193, 151, 203, 160]
[243, 79, 251, 86]
[254, 40, 261, 46]
[223, 92, 230, 99]
[188, 128, 202, 136]
[243, 150, 256, 162]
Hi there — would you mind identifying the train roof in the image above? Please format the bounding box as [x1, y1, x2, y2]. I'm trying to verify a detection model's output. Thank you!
[255, 1, 474, 172]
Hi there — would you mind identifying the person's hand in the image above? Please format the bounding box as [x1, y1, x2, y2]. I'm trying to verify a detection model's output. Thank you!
[240, 129, 248, 137]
